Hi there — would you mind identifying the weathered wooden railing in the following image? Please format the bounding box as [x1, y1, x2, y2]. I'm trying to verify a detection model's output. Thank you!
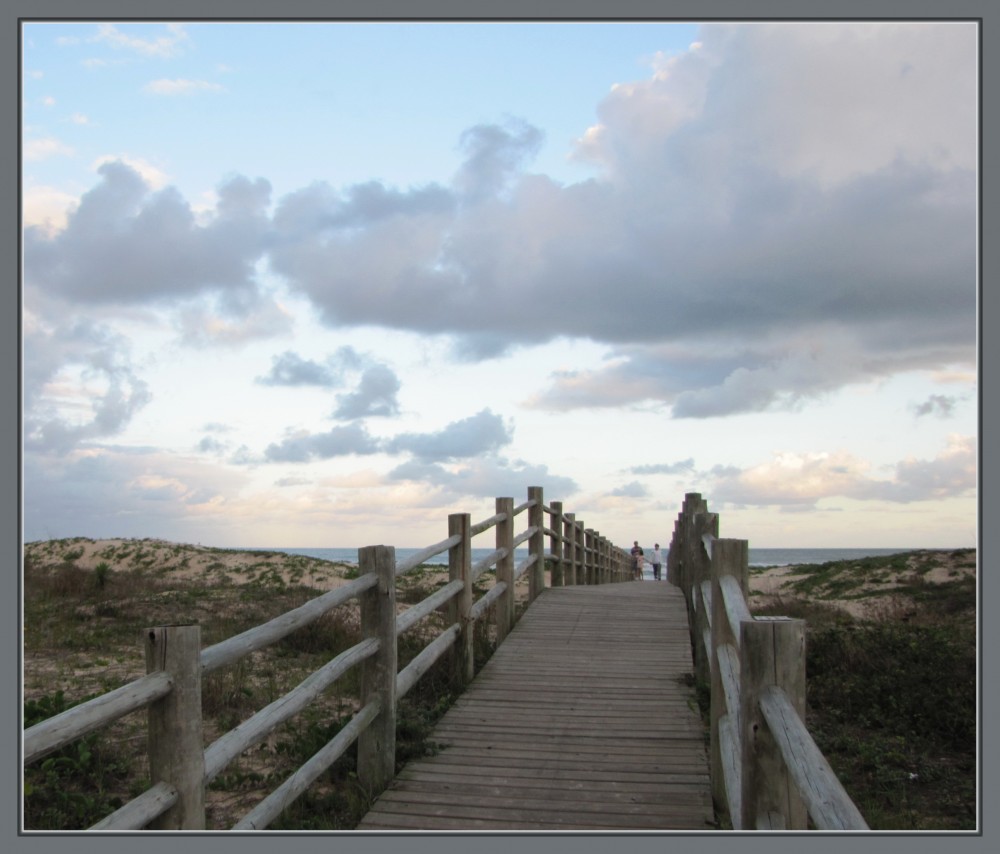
[668, 492, 869, 831]
[23, 486, 630, 831]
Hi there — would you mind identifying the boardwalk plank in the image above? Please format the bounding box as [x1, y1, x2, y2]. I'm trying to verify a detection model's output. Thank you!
[358, 582, 716, 831]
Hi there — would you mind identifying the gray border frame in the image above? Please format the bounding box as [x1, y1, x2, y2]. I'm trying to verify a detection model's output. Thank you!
[7, 2, 992, 853]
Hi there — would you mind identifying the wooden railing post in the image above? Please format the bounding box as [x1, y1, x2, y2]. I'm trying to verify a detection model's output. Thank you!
[585, 529, 595, 585]
[564, 513, 577, 585]
[740, 617, 808, 830]
[691, 511, 719, 686]
[667, 513, 682, 585]
[357, 545, 397, 792]
[496, 497, 515, 641]
[573, 519, 587, 584]
[710, 538, 750, 822]
[528, 487, 545, 602]
[145, 624, 205, 830]
[448, 513, 474, 688]
[549, 500, 564, 587]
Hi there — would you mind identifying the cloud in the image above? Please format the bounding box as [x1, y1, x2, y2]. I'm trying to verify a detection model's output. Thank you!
[22, 447, 250, 542]
[143, 79, 225, 96]
[256, 351, 341, 387]
[709, 435, 976, 507]
[24, 137, 74, 161]
[95, 23, 191, 58]
[859, 434, 977, 502]
[630, 459, 696, 475]
[23, 318, 152, 455]
[91, 155, 169, 188]
[22, 23, 977, 441]
[385, 409, 512, 462]
[388, 456, 577, 501]
[913, 394, 958, 419]
[25, 161, 272, 310]
[610, 481, 649, 498]
[453, 119, 544, 202]
[261, 22, 975, 400]
[332, 364, 402, 420]
[264, 424, 381, 463]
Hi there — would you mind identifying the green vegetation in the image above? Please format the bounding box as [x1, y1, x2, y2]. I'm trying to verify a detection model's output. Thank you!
[753, 548, 977, 831]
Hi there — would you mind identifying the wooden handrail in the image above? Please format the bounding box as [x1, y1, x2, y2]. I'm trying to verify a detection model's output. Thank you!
[759, 685, 869, 830]
[24, 671, 173, 764]
[670, 493, 868, 831]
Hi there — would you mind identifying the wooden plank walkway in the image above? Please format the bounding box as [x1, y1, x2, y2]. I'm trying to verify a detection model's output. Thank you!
[358, 581, 716, 831]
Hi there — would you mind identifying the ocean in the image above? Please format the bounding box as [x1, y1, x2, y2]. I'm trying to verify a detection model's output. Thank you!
[245, 545, 917, 569]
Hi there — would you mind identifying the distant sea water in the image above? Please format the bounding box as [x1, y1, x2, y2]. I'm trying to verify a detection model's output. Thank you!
[245, 546, 918, 569]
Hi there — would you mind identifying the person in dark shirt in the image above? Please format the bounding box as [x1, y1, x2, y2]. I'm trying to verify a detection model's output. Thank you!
[630, 541, 644, 580]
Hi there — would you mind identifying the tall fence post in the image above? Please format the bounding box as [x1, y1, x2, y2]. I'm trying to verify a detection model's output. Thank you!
[710, 538, 750, 823]
[564, 513, 577, 585]
[357, 545, 397, 793]
[144, 624, 205, 830]
[740, 617, 808, 830]
[585, 529, 595, 584]
[448, 513, 474, 688]
[691, 510, 719, 687]
[549, 500, 564, 587]
[667, 513, 682, 585]
[528, 486, 545, 602]
[496, 496, 515, 641]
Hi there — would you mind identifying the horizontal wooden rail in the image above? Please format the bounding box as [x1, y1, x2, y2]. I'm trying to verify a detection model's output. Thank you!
[470, 514, 505, 538]
[232, 699, 382, 831]
[202, 638, 381, 784]
[396, 579, 464, 635]
[200, 574, 377, 674]
[758, 686, 869, 830]
[24, 671, 173, 764]
[88, 781, 178, 831]
[514, 553, 537, 580]
[396, 534, 462, 575]
[469, 580, 507, 622]
[396, 624, 461, 700]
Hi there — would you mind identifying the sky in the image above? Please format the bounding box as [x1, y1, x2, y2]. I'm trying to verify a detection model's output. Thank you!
[20, 20, 979, 551]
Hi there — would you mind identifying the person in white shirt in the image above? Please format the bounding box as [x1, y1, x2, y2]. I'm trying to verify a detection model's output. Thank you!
[650, 544, 663, 581]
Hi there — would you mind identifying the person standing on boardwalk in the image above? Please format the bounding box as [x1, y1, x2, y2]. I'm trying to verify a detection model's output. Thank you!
[650, 544, 663, 581]
[631, 541, 645, 580]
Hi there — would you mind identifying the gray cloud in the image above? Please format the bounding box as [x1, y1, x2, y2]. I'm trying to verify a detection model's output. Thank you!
[23, 319, 152, 455]
[913, 394, 958, 419]
[630, 459, 696, 475]
[197, 436, 228, 454]
[25, 161, 271, 307]
[388, 456, 577, 501]
[264, 424, 381, 462]
[453, 119, 544, 202]
[385, 409, 512, 462]
[257, 351, 341, 387]
[332, 364, 401, 420]
[22, 24, 978, 430]
[22, 448, 249, 542]
[610, 481, 649, 498]
[263, 23, 974, 408]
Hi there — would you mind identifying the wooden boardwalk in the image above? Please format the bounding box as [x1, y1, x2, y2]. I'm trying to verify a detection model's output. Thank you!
[358, 581, 716, 831]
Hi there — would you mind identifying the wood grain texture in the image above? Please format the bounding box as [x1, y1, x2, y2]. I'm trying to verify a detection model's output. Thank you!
[359, 582, 716, 830]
